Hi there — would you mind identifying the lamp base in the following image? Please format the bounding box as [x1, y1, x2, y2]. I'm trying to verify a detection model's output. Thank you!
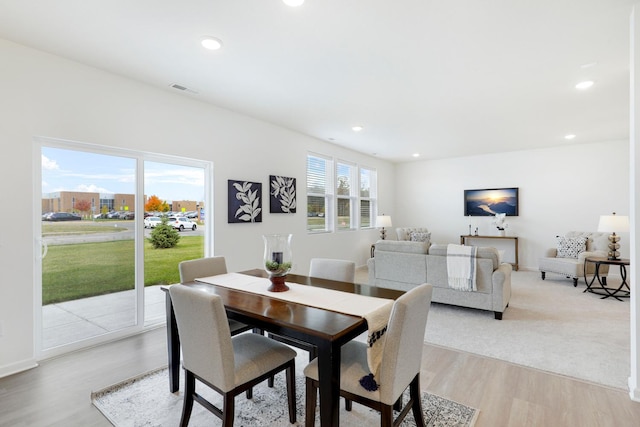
[608, 233, 621, 261]
[380, 228, 387, 240]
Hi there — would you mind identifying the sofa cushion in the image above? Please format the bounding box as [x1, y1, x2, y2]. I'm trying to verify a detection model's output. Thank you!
[375, 240, 430, 254]
[409, 231, 431, 244]
[556, 236, 586, 259]
[428, 244, 500, 270]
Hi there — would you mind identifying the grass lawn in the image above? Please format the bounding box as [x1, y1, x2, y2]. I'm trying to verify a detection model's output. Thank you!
[42, 235, 204, 304]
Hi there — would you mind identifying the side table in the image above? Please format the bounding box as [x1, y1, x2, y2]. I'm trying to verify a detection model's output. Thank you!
[583, 257, 630, 301]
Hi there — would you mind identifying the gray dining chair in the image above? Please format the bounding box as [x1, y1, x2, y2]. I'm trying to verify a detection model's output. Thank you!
[309, 258, 356, 283]
[268, 257, 356, 369]
[168, 284, 297, 427]
[303, 283, 434, 427]
[179, 257, 253, 337]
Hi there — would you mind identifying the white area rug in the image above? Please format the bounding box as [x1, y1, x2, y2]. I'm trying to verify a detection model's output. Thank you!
[92, 361, 478, 427]
[422, 270, 629, 389]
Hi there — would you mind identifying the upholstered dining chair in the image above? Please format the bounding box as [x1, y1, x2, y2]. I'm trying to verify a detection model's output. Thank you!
[268, 257, 357, 367]
[303, 283, 434, 427]
[168, 284, 297, 427]
[178, 257, 253, 336]
[309, 258, 356, 283]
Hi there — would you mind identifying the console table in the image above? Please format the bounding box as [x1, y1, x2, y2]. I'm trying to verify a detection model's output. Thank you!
[460, 235, 519, 271]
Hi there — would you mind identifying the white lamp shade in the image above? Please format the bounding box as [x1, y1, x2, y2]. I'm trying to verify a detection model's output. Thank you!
[598, 214, 630, 233]
[376, 215, 392, 228]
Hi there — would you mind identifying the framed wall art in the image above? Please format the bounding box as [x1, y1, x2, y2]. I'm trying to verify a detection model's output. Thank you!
[269, 175, 296, 214]
[228, 180, 262, 223]
[464, 187, 519, 216]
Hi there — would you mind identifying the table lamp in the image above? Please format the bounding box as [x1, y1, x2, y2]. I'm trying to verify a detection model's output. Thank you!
[597, 212, 630, 260]
[376, 215, 392, 240]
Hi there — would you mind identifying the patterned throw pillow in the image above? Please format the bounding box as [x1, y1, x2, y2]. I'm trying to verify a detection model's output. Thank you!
[556, 236, 587, 259]
[409, 231, 431, 244]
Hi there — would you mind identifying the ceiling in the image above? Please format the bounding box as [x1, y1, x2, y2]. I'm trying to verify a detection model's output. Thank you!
[0, 0, 634, 162]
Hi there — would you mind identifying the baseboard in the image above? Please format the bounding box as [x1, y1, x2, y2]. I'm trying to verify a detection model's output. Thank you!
[0, 358, 38, 379]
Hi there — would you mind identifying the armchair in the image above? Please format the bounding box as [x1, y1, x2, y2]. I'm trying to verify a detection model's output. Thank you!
[538, 231, 610, 287]
[395, 227, 430, 242]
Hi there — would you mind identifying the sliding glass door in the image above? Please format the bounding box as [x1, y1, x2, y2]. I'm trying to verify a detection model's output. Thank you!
[35, 138, 210, 358]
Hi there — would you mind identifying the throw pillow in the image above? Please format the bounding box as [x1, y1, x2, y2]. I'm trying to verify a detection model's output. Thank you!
[409, 231, 431, 244]
[556, 236, 587, 259]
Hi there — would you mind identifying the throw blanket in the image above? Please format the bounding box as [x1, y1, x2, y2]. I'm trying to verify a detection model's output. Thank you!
[446, 243, 478, 291]
[193, 273, 393, 391]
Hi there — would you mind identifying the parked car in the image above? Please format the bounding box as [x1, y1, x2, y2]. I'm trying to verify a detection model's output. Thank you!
[43, 212, 82, 221]
[119, 211, 135, 220]
[143, 216, 162, 228]
[167, 216, 197, 231]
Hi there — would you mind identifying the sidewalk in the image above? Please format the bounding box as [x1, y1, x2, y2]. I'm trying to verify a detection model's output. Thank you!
[42, 285, 166, 349]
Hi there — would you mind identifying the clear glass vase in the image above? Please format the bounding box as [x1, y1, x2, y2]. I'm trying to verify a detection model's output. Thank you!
[263, 234, 292, 292]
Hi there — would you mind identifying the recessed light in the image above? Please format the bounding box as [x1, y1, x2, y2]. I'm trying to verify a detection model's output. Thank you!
[575, 80, 594, 90]
[412, 153, 420, 158]
[283, 0, 304, 6]
[564, 134, 576, 140]
[201, 36, 223, 50]
[352, 125, 363, 132]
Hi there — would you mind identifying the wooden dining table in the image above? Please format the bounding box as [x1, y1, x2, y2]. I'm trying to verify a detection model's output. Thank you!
[162, 268, 403, 427]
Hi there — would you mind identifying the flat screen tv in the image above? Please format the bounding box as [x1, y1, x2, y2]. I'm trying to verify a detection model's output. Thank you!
[464, 187, 519, 216]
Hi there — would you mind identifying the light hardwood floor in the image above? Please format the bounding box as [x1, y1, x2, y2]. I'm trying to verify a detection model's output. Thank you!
[1, 327, 639, 426]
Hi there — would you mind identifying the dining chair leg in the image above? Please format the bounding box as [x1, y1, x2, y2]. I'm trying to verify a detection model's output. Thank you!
[380, 404, 394, 427]
[345, 398, 352, 411]
[305, 378, 318, 427]
[286, 362, 297, 423]
[246, 387, 252, 399]
[410, 375, 426, 427]
[222, 392, 235, 427]
[180, 370, 196, 427]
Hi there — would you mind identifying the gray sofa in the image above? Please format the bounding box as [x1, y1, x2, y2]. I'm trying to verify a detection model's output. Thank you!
[367, 240, 512, 319]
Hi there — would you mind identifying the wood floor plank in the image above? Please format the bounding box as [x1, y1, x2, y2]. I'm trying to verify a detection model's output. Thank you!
[2, 326, 640, 426]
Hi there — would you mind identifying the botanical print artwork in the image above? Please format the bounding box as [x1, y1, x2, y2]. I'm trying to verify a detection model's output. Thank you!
[228, 180, 262, 223]
[269, 175, 296, 214]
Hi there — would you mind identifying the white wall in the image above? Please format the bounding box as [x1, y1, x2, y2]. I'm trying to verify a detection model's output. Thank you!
[394, 142, 630, 270]
[0, 39, 394, 375]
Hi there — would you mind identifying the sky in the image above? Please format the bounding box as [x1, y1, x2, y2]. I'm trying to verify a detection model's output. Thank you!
[41, 147, 205, 202]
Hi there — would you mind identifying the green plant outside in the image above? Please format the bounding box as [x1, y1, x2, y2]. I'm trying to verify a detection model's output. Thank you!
[42, 235, 203, 305]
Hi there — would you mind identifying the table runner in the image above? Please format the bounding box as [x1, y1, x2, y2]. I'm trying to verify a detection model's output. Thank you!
[194, 272, 393, 391]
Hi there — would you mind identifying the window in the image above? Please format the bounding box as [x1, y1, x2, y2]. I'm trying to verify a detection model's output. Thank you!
[360, 167, 377, 228]
[307, 153, 377, 233]
[306, 154, 333, 232]
[336, 161, 356, 230]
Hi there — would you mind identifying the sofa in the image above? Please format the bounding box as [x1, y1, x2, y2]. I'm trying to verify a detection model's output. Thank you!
[538, 231, 610, 287]
[367, 240, 512, 319]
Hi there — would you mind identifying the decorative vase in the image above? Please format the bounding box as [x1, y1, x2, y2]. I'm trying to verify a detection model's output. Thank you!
[263, 234, 292, 292]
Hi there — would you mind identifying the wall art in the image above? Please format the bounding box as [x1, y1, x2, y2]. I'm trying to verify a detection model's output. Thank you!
[228, 180, 262, 223]
[269, 175, 296, 214]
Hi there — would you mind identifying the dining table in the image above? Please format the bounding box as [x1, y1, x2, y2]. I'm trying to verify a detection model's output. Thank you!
[161, 268, 403, 427]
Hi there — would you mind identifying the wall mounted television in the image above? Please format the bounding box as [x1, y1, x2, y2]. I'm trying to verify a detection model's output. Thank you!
[464, 187, 519, 216]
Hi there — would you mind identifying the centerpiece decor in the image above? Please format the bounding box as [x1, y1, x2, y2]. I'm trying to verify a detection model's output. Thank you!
[492, 213, 509, 236]
[263, 233, 292, 292]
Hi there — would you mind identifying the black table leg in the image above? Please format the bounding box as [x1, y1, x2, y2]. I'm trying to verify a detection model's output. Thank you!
[316, 341, 341, 427]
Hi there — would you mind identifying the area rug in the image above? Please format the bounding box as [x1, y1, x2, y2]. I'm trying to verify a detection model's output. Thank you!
[92, 366, 478, 427]
[422, 270, 630, 390]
